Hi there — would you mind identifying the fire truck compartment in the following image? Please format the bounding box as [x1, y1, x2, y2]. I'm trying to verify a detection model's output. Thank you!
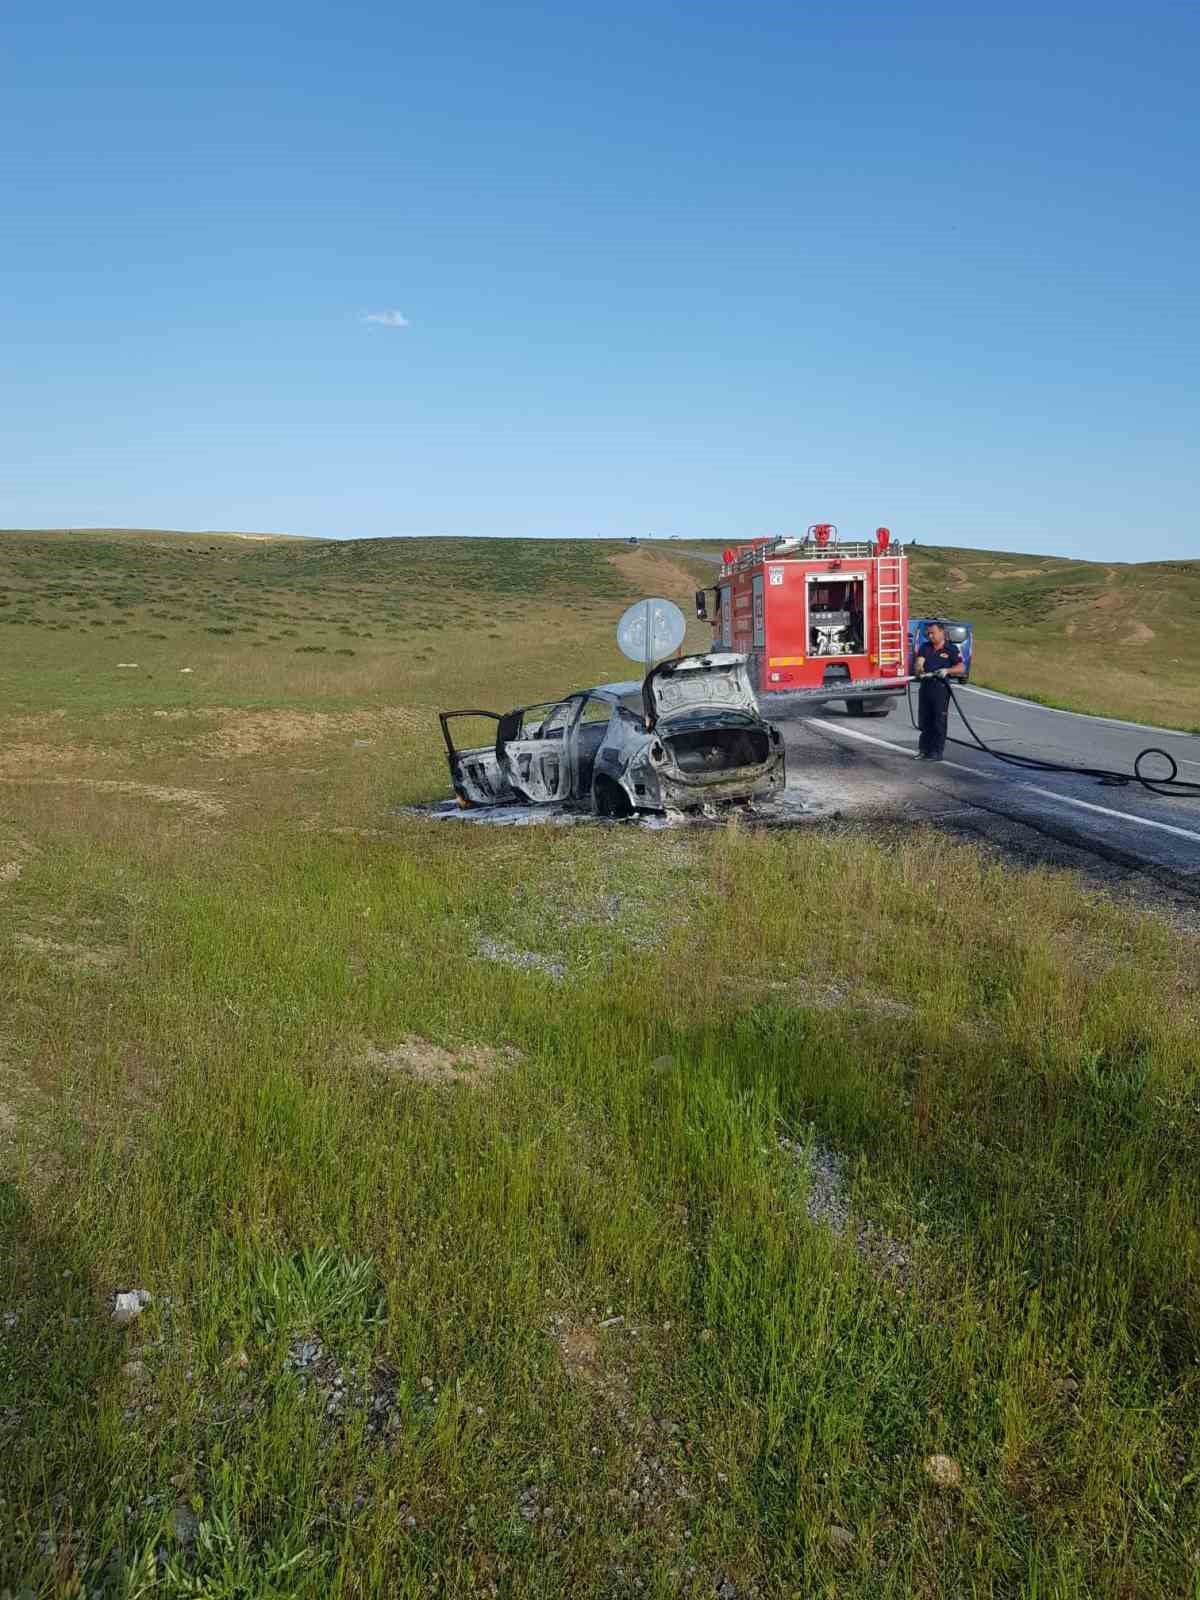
[806, 575, 865, 656]
[714, 528, 912, 717]
[663, 724, 771, 773]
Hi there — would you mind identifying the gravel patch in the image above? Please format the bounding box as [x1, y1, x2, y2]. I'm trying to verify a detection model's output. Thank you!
[786, 1138, 852, 1236]
[475, 935, 566, 981]
[779, 1135, 910, 1281]
[548, 1310, 695, 1536]
[285, 1335, 430, 1436]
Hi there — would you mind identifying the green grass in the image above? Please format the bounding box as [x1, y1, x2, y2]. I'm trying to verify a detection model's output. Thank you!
[1, 530, 1198, 1597]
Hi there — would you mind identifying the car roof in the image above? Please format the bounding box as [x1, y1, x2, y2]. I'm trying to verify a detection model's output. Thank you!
[571, 681, 642, 702]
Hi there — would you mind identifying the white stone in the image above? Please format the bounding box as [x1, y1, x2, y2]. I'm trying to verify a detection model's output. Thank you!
[112, 1289, 152, 1325]
[924, 1453, 962, 1488]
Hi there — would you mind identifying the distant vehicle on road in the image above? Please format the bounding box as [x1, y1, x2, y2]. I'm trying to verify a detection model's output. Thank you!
[908, 617, 973, 679]
[439, 653, 785, 818]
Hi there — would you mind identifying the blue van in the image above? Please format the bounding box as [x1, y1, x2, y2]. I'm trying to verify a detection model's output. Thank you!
[907, 617, 973, 679]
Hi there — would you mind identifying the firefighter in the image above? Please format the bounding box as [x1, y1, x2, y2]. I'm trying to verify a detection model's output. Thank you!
[913, 621, 964, 760]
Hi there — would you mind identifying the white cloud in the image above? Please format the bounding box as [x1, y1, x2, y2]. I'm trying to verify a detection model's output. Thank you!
[362, 309, 410, 328]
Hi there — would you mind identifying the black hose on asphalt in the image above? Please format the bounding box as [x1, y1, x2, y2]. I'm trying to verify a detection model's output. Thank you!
[905, 679, 1200, 799]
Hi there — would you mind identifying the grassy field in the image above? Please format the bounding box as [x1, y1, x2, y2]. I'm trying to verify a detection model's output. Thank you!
[2, 529, 1199, 1598]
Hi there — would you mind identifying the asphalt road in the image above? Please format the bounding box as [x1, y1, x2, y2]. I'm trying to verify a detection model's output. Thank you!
[783, 685, 1200, 885]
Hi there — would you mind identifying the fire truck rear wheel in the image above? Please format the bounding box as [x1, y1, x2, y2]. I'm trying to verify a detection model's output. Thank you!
[846, 698, 893, 718]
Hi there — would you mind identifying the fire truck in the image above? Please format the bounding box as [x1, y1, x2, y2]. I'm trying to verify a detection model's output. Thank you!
[695, 524, 911, 718]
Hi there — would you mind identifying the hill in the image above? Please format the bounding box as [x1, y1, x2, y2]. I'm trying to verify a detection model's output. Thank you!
[908, 544, 1200, 729]
[0, 529, 717, 724]
[3, 527, 1195, 728]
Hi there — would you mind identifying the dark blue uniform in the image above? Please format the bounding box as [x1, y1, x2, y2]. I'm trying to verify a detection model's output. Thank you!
[915, 641, 961, 759]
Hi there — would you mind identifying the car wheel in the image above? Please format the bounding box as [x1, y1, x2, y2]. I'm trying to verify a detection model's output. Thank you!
[593, 776, 633, 818]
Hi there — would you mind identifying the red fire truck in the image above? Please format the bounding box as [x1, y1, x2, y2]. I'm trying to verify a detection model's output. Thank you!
[696, 524, 909, 718]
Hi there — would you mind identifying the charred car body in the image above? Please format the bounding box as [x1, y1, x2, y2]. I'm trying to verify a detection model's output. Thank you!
[439, 652, 786, 818]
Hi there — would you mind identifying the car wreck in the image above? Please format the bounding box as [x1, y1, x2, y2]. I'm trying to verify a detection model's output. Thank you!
[439, 651, 786, 819]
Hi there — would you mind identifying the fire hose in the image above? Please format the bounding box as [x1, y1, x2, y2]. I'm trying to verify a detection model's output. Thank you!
[906, 675, 1200, 799]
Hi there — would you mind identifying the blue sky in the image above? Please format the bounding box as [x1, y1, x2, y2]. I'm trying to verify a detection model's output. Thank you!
[3, 1, 1197, 560]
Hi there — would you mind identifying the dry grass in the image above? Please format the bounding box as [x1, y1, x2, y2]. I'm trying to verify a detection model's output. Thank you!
[1, 776, 225, 816]
[10, 933, 123, 971]
[362, 1036, 514, 1086]
[191, 707, 422, 759]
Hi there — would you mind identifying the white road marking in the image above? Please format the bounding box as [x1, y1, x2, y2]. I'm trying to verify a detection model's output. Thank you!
[1022, 786, 1200, 845]
[959, 685, 1197, 739]
[807, 718, 981, 776]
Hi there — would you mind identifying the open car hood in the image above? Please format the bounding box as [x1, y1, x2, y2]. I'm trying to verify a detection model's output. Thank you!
[642, 652, 760, 729]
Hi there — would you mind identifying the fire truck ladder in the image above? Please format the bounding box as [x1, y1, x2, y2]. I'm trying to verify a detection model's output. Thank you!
[875, 552, 905, 671]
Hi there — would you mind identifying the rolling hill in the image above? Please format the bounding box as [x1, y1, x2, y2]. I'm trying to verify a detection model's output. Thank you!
[908, 543, 1200, 728]
[2, 527, 1196, 727]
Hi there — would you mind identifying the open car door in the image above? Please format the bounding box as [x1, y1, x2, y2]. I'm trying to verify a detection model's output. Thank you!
[497, 698, 579, 803]
[439, 711, 519, 806]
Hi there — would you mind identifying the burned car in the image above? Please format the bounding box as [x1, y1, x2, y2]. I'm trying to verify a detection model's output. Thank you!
[439, 652, 786, 818]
